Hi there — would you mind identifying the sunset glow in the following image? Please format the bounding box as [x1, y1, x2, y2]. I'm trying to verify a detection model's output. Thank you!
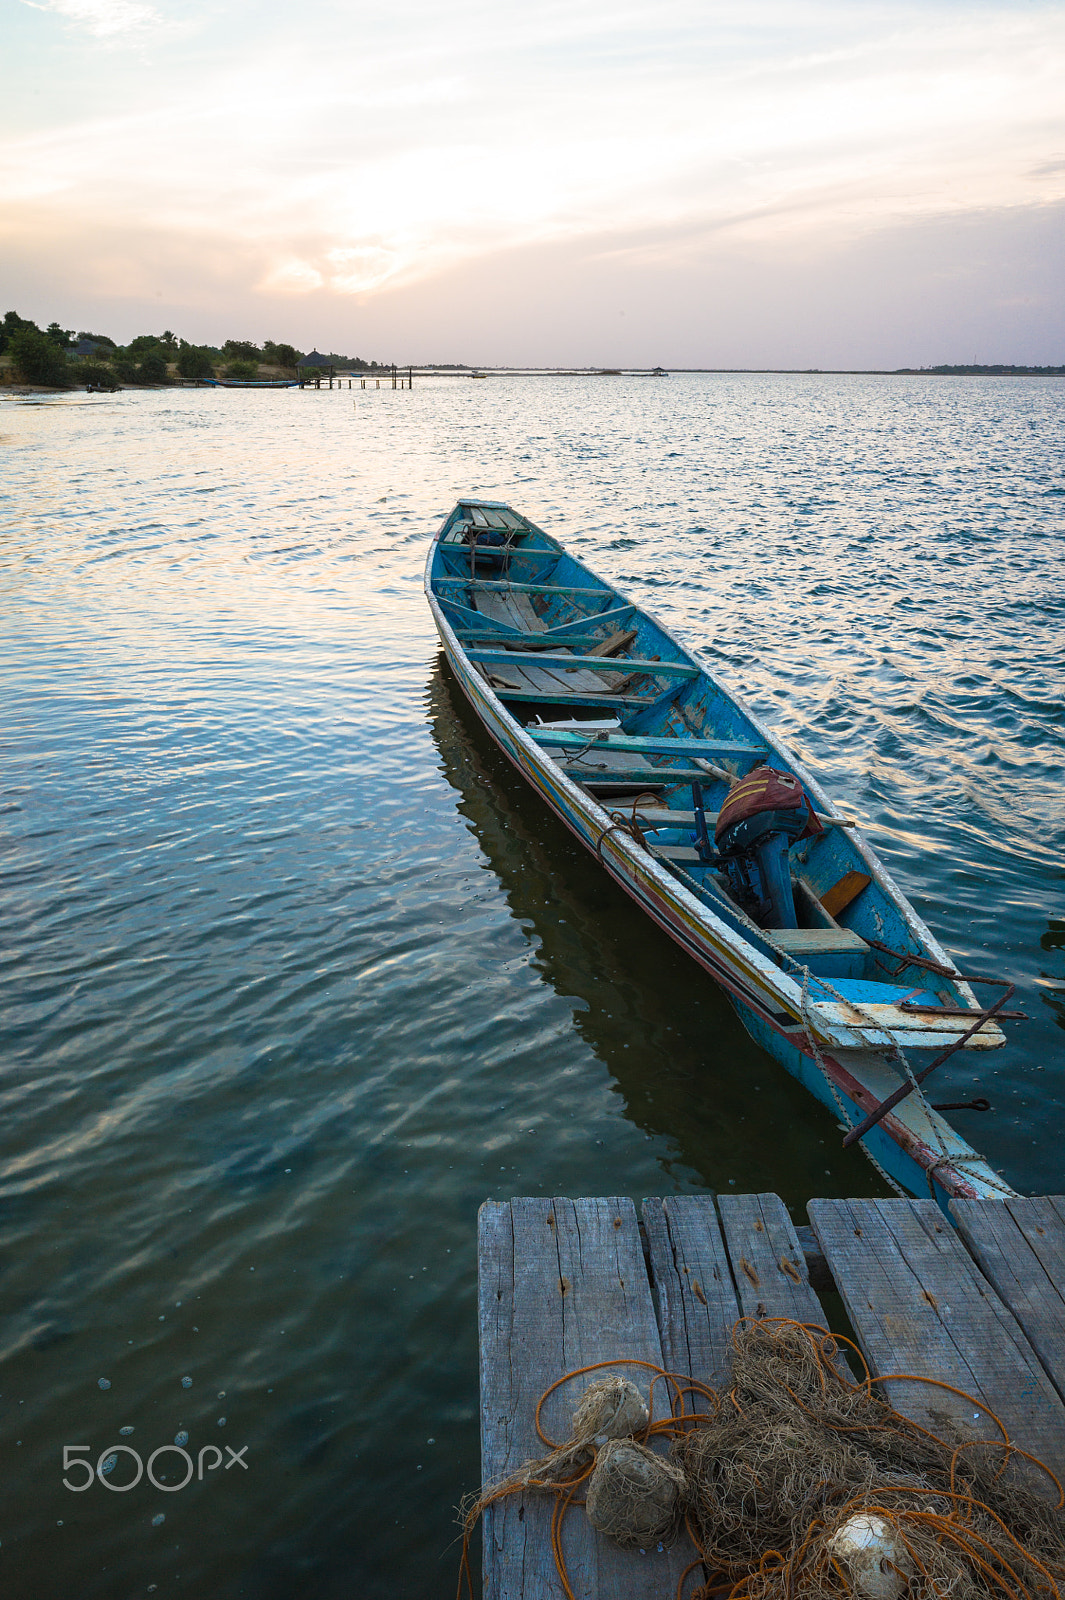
[5, 0, 1064, 363]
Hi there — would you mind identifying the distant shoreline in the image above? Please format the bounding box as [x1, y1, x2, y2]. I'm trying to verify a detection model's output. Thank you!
[3, 364, 1063, 398]
[422, 364, 1065, 377]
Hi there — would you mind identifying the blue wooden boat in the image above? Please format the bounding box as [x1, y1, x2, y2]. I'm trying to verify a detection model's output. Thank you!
[201, 378, 299, 389]
[425, 499, 1020, 1205]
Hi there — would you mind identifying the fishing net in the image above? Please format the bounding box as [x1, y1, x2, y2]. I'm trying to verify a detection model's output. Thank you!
[458, 1321, 1065, 1600]
[585, 1437, 688, 1549]
[675, 1320, 1065, 1600]
[461, 1371, 653, 1508]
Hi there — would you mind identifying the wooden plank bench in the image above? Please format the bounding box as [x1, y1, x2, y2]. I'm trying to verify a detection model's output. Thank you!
[467, 648, 701, 679]
[436, 578, 616, 598]
[528, 729, 764, 759]
[493, 689, 659, 710]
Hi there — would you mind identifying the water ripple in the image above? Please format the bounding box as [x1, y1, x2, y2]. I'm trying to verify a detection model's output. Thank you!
[0, 376, 1062, 1597]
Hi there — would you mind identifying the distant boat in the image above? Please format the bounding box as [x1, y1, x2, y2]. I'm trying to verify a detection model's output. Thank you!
[425, 498, 1019, 1205]
[469, 372, 488, 379]
[202, 378, 298, 389]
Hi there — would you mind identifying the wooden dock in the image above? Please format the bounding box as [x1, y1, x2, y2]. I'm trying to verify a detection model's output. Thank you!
[478, 1193, 1065, 1598]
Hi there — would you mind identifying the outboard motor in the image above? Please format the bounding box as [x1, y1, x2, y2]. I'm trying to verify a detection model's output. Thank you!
[715, 767, 822, 928]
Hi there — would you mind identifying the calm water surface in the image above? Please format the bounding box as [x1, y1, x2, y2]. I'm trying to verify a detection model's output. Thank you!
[1, 375, 1063, 1598]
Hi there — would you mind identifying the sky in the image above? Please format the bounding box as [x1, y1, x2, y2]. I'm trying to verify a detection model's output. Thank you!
[3, 0, 1064, 366]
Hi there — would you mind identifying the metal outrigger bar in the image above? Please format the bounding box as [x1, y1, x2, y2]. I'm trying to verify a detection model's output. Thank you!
[841, 939, 1023, 1150]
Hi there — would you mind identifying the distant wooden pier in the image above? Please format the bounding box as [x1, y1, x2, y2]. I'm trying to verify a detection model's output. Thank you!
[298, 363, 413, 390]
[478, 1193, 1065, 1598]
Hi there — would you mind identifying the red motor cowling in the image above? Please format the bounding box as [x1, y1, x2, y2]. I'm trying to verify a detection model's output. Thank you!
[715, 767, 823, 843]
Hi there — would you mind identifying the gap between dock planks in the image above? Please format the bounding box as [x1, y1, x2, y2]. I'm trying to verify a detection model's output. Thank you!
[809, 1197, 1065, 1483]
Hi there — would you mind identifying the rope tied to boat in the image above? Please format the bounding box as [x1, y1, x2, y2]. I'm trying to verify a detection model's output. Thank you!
[651, 853, 994, 1197]
[595, 792, 662, 863]
[798, 967, 907, 1197]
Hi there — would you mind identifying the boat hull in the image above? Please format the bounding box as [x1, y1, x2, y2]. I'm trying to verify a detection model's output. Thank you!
[424, 505, 1014, 1206]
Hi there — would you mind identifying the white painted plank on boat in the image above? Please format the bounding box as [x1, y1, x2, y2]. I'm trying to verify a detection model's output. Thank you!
[717, 1192, 826, 1324]
[808, 1197, 1065, 1479]
[950, 1196, 1065, 1408]
[641, 1197, 740, 1402]
[811, 1001, 1005, 1049]
[478, 1197, 695, 1598]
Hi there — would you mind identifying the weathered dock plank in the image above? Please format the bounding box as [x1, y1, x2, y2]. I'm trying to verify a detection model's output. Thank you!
[478, 1197, 694, 1599]
[718, 1192, 825, 1324]
[641, 1193, 825, 1409]
[642, 1197, 740, 1399]
[808, 1197, 1065, 1478]
[950, 1196, 1065, 1408]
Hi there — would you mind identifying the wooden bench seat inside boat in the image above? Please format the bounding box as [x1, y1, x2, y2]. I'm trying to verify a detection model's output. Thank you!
[771, 926, 868, 979]
[625, 808, 853, 832]
[648, 843, 703, 862]
[467, 647, 700, 677]
[530, 727, 765, 760]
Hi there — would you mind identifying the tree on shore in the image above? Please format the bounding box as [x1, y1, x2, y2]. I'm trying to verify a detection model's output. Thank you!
[136, 352, 170, 384]
[2, 310, 388, 383]
[0, 310, 33, 355]
[177, 345, 215, 381]
[263, 341, 301, 370]
[7, 325, 71, 386]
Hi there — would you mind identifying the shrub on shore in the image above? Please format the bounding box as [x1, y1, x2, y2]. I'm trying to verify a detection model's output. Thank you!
[136, 351, 170, 384]
[177, 344, 215, 381]
[7, 324, 73, 386]
[79, 361, 118, 388]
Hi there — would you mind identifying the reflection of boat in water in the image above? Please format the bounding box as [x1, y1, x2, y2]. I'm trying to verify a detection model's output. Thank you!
[425, 498, 1019, 1204]
[426, 661, 886, 1197]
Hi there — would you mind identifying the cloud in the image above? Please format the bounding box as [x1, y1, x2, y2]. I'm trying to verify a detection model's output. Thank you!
[22, 0, 164, 37]
[3, 1, 1065, 358]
